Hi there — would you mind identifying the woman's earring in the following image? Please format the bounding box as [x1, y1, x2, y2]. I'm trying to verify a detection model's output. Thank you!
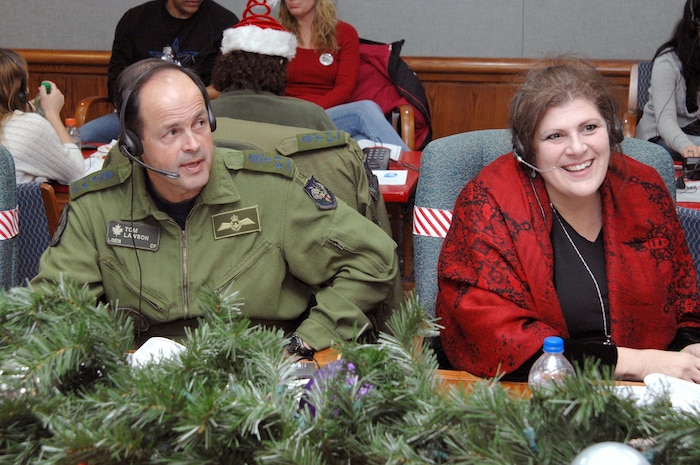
[531, 169, 537, 178]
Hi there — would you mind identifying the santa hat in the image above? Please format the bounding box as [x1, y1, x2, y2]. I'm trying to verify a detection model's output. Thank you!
[220, 0, 297, 60]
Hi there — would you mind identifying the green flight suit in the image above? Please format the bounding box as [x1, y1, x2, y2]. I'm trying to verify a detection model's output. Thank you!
[212, 118, 404, 331]
[32, 148, 399, 350]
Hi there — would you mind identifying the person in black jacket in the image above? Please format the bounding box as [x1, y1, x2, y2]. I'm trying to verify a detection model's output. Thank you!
[80, 0, 238, 143]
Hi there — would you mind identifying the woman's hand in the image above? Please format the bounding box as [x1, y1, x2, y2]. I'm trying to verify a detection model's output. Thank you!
[681, 145, 700, 158]
[36, 81, 74, 145]
[616, 347, 700, 382]
[680, 343, 700, 357]
[38, 81, 66, 117]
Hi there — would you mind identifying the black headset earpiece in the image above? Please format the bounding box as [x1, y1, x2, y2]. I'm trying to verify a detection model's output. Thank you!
[607, 97, 625, 145]
[510, 91, 527, 160]
[17, 67, 28, 104]
[118, 64, 216, 160]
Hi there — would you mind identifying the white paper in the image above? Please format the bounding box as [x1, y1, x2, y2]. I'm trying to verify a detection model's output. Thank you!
[643, 373, 700, 413]
[127, 337, 186, 368]
[84, 152, 106, 175]
[373, 170, 408, 185]
[613, 373, 700, 413]
[677, 180, 700, 203]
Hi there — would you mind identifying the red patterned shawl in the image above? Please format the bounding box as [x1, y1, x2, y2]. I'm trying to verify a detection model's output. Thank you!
[436, 152, 700, 378]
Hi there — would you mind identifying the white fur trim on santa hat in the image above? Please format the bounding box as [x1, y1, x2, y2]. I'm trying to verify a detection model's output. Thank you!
[221, 25, 297, 60]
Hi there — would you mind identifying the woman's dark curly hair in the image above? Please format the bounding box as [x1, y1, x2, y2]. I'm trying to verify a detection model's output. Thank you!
[211, 50, 288, 95]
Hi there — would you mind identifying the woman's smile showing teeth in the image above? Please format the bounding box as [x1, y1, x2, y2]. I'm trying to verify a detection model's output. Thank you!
[563, 160, 593, 172]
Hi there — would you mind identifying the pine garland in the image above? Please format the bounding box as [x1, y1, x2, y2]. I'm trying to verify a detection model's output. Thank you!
[1, 281, 700, 464]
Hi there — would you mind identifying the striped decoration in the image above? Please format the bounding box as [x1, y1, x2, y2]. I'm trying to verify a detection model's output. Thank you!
[0, 206, 19, 240]
[413, 206, 452, 238]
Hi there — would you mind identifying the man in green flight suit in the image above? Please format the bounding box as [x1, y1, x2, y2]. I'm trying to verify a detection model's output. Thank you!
[31, 59, 399, 359]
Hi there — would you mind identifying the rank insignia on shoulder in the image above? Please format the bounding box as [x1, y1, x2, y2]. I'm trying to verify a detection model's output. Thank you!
[297, 130, 347, 150]
[303, 176, 337, 210]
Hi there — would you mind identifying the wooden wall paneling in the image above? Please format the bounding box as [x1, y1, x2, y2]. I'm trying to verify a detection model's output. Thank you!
[17, 50, 634, 142]
[19, 50, 109, 123]
[406, 57, 634, 140]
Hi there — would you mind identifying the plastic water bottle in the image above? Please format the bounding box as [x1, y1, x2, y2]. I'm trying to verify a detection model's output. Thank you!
[65, 117, 81, 150]
[528, 336, 575, 391]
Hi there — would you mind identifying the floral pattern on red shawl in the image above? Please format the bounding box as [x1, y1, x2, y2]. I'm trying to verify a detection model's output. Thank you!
[436, 152, 700, 378]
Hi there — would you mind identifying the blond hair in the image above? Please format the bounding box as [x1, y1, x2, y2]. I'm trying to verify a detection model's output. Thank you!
[279, 0, 339, 53]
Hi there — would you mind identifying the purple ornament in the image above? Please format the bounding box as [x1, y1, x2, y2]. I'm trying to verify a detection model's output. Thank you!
[300, 360, 374, 417]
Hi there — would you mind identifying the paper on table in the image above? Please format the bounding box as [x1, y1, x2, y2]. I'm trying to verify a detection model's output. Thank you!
[373, 170, 408, 185]
[84, 152, 106, 175]
[677, 179, 700, 203]
[614, 373, 700, 413]
[127, 337, 186, 368]
[644, 373, 700, 413]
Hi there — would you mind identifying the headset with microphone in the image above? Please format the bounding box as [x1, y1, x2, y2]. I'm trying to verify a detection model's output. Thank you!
[510, 83, 624, 175]
[117, 62, 217, 179]
[513, 150, 558, 173]
[511, 92, 558, 174]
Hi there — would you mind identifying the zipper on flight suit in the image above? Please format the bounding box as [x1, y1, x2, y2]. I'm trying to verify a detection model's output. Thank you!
[182, 229, 189, 319]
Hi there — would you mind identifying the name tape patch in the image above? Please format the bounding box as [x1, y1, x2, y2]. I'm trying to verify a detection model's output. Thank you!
[106, 221, 161, 251]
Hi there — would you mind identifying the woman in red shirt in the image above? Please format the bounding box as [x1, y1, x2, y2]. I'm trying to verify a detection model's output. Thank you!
[278, 0, 409, 150]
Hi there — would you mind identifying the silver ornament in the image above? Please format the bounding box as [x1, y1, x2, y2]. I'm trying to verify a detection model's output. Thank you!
[319, 53, 334, 66]
[571, 442, 651, 465]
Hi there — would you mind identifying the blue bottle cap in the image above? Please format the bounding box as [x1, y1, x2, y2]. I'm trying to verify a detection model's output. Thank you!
[543, 336, 564, 353]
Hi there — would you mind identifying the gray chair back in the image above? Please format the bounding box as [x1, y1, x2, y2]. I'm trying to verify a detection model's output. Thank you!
[678, 206, 700, 294]
[0, 145, 18, 290]
[16, 182, 52, 285]
[413, 129, 676, 318]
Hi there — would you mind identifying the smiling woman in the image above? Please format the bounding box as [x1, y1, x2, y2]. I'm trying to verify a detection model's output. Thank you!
[435, 55, 700, 385]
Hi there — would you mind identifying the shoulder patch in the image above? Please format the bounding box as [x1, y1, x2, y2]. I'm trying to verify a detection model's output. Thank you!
[276, 130, 350, 156]
[240, 150, 296, 178]
[69, 166, 125, 201]
[303, 175, 337, 210]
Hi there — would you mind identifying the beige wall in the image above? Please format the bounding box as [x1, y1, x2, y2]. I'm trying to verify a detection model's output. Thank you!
[2, 0, 685, 60]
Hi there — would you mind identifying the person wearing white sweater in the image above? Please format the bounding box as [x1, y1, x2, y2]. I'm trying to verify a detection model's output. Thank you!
[0, 49, 84, 184]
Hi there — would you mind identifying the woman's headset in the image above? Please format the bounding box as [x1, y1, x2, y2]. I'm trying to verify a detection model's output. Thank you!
[510, 89, 624, 163]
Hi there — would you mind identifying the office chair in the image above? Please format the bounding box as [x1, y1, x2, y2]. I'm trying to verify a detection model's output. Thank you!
[622, 60, 653, 138]
[0, 145, 18, 290]
[16, 182, 54, 285]
[677, 206, 700, 293]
